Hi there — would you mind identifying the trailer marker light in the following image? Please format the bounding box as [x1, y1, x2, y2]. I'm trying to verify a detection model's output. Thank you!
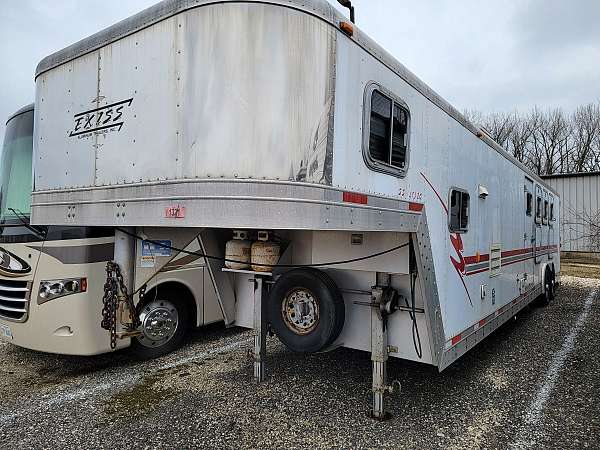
[409, 203, 423, 212]
[340, 21, 354, 36]
[451, 334, 461, 346]
[81, 277, 87, 293]
[343, 192, 368, 205]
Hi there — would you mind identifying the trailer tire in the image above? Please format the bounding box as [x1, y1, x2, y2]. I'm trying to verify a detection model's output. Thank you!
[539, 267, 555, 307]
[268, 269, 345, 353]
[130, 294, 191, 360]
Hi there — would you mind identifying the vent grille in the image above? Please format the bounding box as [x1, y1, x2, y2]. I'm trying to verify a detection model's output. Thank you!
[0, 279, 31, 322]
[489, 244, 502, 277]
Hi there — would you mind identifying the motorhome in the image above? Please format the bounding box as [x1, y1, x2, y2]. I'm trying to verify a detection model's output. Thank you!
[0, 105, 223, 358]
[29, 0, 559, 417]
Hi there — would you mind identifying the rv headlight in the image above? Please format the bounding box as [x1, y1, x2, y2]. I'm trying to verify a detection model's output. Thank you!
[38, 278, 87, 303]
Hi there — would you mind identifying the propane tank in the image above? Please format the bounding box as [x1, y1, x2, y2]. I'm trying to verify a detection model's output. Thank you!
[225, 230, 252, 270]
[251, 231, 280, 272]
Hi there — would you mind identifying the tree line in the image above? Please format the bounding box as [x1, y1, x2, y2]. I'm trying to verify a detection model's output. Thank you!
[464, 102, 600, 175]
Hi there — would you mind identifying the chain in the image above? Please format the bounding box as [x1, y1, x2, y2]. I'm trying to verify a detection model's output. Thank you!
[101, 261, 141, 349]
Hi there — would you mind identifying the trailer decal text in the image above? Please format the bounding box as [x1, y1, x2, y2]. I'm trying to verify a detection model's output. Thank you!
[69, 98, 133, 138]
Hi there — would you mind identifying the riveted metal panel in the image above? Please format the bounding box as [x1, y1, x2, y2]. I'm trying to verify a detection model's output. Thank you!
[34, 2, 336, 191]
[31, 179, 423, 232]
[543, 172, 600, 253]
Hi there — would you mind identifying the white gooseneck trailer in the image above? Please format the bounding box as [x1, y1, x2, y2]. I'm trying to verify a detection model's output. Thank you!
[31, 0, 560, 418]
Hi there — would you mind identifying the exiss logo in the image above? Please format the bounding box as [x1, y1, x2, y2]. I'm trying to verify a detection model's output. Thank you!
[69, 98, 133, 139]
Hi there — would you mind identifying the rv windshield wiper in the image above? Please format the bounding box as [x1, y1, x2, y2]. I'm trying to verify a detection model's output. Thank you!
[6, 207, 47, 239]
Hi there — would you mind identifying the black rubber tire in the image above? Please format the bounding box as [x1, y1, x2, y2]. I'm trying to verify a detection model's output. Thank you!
[304, 268, 346, 347]
[538, 267, 555, 307]
[268, 268, 345, 353]
[129, 296, 190, 360]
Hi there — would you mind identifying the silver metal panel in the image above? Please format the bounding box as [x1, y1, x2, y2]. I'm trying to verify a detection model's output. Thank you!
[413, 211, 445, 368]
[31, 179, 423, 232]
[34, 2, 335, 191]
[34, 0, 557, 194]
[439, 284, 542, 370]
[544, 173, 599, 253]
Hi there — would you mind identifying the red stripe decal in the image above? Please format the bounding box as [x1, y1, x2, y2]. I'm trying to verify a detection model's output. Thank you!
[420, 172, 448, 214]
[451, 334, 462, 346]
[465, 254, 489, 264]
[501, 247, 533, 258]
[342, 192, 368, 205]
[409, 202, 424, 212]
[478, 319, 486, 327]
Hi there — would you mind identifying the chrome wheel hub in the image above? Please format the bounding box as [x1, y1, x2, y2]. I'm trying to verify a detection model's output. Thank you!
[282, 288, 319, 335]
[137, 300, 179, 348]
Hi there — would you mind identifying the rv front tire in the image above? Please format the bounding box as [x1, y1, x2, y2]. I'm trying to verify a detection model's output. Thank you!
[130, 296, 190, 359]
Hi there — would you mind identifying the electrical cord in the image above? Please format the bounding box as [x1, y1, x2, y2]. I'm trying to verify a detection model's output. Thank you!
[405, 237, 422, 359]
[115, 227, 410, 269]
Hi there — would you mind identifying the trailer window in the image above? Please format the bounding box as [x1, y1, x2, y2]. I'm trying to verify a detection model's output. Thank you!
[369, 90, 392, 164]
[449, 189, 470, 233]
[550, 202, 554, 221]
[526, 192, 533, 216]
[535, 196, 542, 223]
[543, 200, 549, 224]
[364, 85, 410, 177]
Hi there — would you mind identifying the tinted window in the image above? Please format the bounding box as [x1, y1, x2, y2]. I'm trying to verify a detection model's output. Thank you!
[526, 192, 533, 216]
[367, 88, 410, 174]
[391, 104, 408, 169]
[369, 90, 392, 164]
[449, 189, 470, 232]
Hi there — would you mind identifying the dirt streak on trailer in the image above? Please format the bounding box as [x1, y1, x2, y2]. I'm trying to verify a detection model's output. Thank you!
[29, 0, 560, 418]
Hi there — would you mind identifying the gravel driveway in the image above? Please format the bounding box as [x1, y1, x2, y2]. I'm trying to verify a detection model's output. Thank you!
[0, 275, 598, 449]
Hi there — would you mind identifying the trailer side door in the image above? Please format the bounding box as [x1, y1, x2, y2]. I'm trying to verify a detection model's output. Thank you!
[534, 184, 543, 264]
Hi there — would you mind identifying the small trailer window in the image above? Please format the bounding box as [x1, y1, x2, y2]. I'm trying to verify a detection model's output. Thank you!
[364, 84, 410, 177]
[449, 189, 470, 233]
[550, 202, 554, 221]
[369, 90, 392, 164]
[543, 200, 549, 225]
[535, 196, 542, 224]
[526, 192, 533, 216]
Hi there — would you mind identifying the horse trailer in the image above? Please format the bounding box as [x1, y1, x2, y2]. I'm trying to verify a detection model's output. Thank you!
[30, 0, 560, 417]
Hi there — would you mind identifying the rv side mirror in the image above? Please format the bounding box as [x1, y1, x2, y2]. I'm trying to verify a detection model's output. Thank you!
[478, 185, 489, 199]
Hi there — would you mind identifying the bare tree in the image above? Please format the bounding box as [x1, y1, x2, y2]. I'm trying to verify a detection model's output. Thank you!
[464, 102, 600, 175]
[507, 114, 535, 163]
[562, 204, 600, 251]
[571, 103, 600, 172]
[532, 108, 571, 175]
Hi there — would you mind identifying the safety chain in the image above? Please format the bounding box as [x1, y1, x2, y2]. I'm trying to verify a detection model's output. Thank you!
[101, 261, 141, 349]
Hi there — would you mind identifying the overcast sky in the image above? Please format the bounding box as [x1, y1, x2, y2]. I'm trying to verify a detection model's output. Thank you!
[1, 0, 599, 143]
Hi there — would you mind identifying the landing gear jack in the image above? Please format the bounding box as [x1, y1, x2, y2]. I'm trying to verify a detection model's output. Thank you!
[370, 280, 401, 420]
[252, 276, 268, 382]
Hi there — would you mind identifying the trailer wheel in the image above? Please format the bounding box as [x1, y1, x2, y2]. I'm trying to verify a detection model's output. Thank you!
[539, 267, 555, 307]
[130, 296, 190, 359]
[268, 269, 345, 353]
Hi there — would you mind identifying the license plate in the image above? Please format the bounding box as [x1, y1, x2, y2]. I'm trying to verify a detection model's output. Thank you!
[0, 324, 13, 340]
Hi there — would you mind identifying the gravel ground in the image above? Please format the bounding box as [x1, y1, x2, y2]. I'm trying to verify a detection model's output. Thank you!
[0, 275, 598, 449]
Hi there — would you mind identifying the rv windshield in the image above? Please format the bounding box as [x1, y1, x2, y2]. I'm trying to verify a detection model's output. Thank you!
[0, 107, 34, 230]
